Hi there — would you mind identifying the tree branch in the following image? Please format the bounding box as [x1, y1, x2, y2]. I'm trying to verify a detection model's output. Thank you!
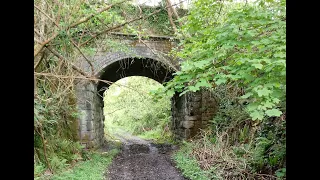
[34, 127, 52, 173]
[34, 4, 60, 28]
[45, 46, 90, 77]
[68, 0, 130, 29]
[34, 28, 45, 41]
[34, 0, 130, 58]
[139, 39, 178, 72]
[80, 0, 187, 47]
[166, 0, 177, 33]
[34, 52, 46, 70]
[167, 0, 182, 27]
[70, 39, 95, 76]
[34, 32, 58, 57]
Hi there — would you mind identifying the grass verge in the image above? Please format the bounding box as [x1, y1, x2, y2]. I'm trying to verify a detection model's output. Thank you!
[172, 141, 214, 180]
[37, 148, 119, 180]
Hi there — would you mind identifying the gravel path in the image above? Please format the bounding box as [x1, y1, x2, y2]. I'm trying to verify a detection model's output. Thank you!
[105, 129, 187, 180]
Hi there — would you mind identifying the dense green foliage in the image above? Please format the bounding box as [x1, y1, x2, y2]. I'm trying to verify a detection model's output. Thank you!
[104, 76, 173, 142]
[110, 3, 184, 35]
[34, 78, 84, 175]
[165, 0, 286, 120]
[173, 85, 286, 179]
[167, 0, 286, 179]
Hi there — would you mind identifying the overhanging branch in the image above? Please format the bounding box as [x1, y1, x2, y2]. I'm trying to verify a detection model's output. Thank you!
[80, 0, 187, 47]
[45, 46, 90, 77]
[68, 0, 130, 29]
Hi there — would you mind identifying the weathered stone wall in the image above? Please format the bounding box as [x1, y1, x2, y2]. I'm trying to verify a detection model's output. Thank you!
[76, 38, 179, 77]
[75, 80, 105, 148]
[172, 89, 217, 140]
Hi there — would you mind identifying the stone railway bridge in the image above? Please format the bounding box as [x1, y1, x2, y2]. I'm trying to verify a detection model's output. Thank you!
[75, 33, 217, 148]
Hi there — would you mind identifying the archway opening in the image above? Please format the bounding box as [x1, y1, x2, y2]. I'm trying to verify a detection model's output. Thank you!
[95, 57, 176, 143]
[103, 76, 173, 142]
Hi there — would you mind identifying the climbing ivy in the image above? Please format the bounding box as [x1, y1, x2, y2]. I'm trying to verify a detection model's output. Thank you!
[163, 0, 286, 120]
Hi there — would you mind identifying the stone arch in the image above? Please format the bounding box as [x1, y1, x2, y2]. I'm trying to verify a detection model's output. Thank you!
[75, 46, 177, 148]
[75, 42, 217, 149]
[94, 50, 177, 97]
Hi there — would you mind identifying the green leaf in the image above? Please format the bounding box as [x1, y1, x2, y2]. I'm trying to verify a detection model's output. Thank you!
[250, 110, 264, 120]
[166, 89, 175, 97]
[195, 79, 211, 88]
[181, 62, 194, 71]
[272, 98, 280, 104]
[274, 52, 286, 58]
[194, 60, 210, 69]
[215, 78, 227, 85]
[189, 86, 200, 92]
[256, 88, 272, 97]
[246, 103, 259, 111]
[263, 101, 274, 109]
[179, 74, 193, 80]
[275, 168, 286, 178]
[252, 63, 263, 69]
[265, 109, 282, 117]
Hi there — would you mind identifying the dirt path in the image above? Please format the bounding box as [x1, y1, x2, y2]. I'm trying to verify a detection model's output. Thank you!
[105, 129, 187, 180]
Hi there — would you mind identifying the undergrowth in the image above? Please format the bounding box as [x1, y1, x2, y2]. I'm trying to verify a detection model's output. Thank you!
[168, 0, 286, 179]
[34, 73, 87, 177]
[173, 141, 215, 180]
[35, 149, 119, 180]
[173, 85, 286, 180]
[34, 0, 183, 177]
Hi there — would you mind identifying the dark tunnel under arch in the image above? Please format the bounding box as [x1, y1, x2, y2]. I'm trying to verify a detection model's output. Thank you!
[96, 57, 176, 97]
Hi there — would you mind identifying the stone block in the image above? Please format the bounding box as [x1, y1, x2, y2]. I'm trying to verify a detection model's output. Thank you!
[182, 120, 194, 129]
[85, 101, 92, 110]
[78, 109, 92, 125]
[193, 96, 202, 102]
[76, 91, 95, 105]
[191, 102, 201, 109]
[184, 115, 201, 121]
[90, 131, 96, 140]
[80, 109, 94, 123]
[80, 124, 87, 132]
[189, 108, 201, 115]
[84, 82, 95, 91]
[87, 120, 93, 131]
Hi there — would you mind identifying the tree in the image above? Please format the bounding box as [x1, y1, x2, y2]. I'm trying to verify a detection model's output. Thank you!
[164, 0, 286, 120]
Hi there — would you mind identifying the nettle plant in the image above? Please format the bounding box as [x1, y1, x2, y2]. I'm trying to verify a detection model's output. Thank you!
[163, 0, 286, 120]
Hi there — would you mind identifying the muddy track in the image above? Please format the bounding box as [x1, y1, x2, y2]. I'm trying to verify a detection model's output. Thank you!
[105, 129, 187, 180]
